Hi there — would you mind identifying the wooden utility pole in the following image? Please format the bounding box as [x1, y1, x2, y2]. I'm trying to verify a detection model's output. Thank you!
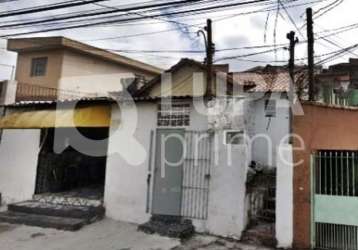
[287, 31, 298, 145]
[205, 19, 215, 97]
[307, 8, 315, 101]
[287, 31, 298, 81]
[287, 31, 298, 103]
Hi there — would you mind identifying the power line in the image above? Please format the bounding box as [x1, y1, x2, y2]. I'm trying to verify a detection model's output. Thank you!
[0, 0, 276, 37]
[85, 27, 197, 42]
[104, 43, 290, 53]
[212, 0, 328, 22]
[214, 47, 287, 62]
[0, 0, 206, 29]
[41, 1, 326, 42]
[313, 0, 344, 20]
[0, 0, 267, 29]
[316, 41, 358, 65]
[0, 0, 20, 3]
[278, 0, 305, 38]
[0, 0, 107, 18]
[92, 1, 202, 31]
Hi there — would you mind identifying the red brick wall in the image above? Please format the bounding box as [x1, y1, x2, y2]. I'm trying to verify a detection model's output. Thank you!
[293, 103, 358, 249]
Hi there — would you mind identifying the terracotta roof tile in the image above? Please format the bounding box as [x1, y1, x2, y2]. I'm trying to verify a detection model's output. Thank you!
[232, 72, 292, 92]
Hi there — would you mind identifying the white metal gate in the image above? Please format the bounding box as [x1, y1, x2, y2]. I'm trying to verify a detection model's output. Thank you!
[312, 151, 358, 250]
[181, 130, 212, 220]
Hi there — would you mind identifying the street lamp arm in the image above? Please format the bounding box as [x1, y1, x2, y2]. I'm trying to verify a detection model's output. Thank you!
[197, 30, 208, 51]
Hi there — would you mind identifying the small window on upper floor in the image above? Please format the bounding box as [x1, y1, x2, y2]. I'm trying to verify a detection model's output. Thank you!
[31, 57, 48, 77]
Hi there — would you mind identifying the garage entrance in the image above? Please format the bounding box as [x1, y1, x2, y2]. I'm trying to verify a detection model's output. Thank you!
[35, 127, 109, 202]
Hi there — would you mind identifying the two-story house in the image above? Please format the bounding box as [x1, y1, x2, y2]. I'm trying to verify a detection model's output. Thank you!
[2, 36, 162, 102]
[0, 37, 163, 230]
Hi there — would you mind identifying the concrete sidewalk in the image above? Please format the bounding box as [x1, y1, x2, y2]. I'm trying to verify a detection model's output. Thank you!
[0, 218, 274, 250]
[0, 219, 180, 250]
[174, 235, 273, 250]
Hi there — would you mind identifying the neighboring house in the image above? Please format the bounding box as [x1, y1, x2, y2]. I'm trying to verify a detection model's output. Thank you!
[4, 36, 162, 102]
[232, 69, 291, 168]
[316, 59, 358, 106]
[292, 102, 358, 250]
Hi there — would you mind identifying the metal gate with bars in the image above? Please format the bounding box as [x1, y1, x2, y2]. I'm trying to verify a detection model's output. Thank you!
[312, 151, 358, 250]
[181, 130, 212, 220]
[148, 129, 212, 220]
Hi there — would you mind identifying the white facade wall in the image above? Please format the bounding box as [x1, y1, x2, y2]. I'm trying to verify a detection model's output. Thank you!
[0, 129, 40, 204]
[104, 102, 157, 224]
[251, 93, 290, 168]
[206, 131, 249, 238]
[0, 80, 18, 105]
[276, 144, 293, 248]
[105, 100, 209, 224]
[59, 50, 156, 97]
[105, 98, 251, 238]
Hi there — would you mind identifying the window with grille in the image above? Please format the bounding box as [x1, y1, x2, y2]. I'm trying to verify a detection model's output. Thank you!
[31, 57, 48, 77]
[157, 102, 190, 127]
[265, 99, 276, 117]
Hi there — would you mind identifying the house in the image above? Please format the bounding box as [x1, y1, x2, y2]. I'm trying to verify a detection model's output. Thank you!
[316, 59, 358, 106]
[231, 68, 291, 168]
[105, 59, 293, 242]
[2, 36, 162, 102]
[292, 102, 358, 250]
[0, 36, 161, 230]
[105, 58, 252, 238]
[0, 57, 294, 246]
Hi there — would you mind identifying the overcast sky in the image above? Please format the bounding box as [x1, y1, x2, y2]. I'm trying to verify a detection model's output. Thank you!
[0, 0, 356, 80]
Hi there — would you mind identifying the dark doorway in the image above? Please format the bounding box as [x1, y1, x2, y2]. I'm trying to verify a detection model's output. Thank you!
[35, 127, 109, 200]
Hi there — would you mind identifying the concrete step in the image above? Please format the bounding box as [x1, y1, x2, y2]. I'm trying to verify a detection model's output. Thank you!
[8, 200, 105, 221]
[138, 216, 195, 239]
[241, 222, 276, 247]
[0, 211, 86, 231]
[33, 194, 102, 207]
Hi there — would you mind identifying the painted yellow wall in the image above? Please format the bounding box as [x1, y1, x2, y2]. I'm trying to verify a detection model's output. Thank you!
[149, 64, 208, 97]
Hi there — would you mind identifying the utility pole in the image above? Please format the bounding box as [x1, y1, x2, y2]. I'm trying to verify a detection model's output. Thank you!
[205, 19, 215, 97]
[287, 31, 298, 145]
[307, 7, 315, 101]
[287, 31, 298, 103]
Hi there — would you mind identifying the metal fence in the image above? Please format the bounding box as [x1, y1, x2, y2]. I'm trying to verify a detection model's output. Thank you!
[316, 223, 358, 250]
[15, 82, 98, 101]
[181, 130, 212, 220]
[314, 151, 358, 197]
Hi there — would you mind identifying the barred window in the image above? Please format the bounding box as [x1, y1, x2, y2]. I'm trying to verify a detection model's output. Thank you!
[157, 102, 190, 127]
[31, 57, 48, 77]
